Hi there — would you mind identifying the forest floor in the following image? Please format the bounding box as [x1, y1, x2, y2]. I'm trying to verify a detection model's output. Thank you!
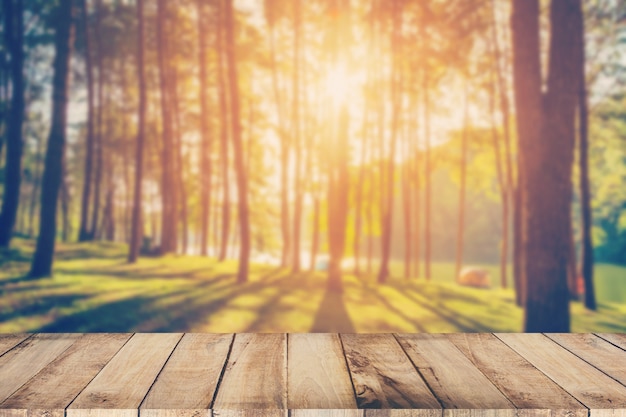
[0, 239, 625, 333]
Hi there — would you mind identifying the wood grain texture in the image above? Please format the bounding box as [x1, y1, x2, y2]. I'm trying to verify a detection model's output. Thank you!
[341, 334, 440, 409]
[547, 333, 626, 386]
[0, 335, 30, 357]
[0, 409, 64, 417]
[141, 334, 233, 411]
[212, 410, 286, 417]
[395, 334, 514, 411]
[65, 410, 136, 417]
[2, 334, 131, 413]
[68, 333, 182, 414]
[441, 411, 516, 417]
[291, 411, 362, 417]
[212, 334, 286, 409]
[589, 411, 626, 417]
[447, 333, 585, 416]
[288, 334, 357, 409]
[496, 333, 626, 410]
[595, 333, 626, 352]
[0, 333, 81, 403]
[365, 410, 441, 417]
[140, 411, 211, 417]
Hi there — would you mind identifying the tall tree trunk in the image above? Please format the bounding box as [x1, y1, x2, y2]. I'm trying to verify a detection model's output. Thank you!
[28, 131, 44, 237]
[0, 54, 7, 162]
[573, 0, 596, 311]
[291, 0, 303, 273]
[156, 0, 176, 254]
[513, 183, 524, 305]
[78, 0, 96, 242]
[423, 73, 432, 281]
[197, 0, 212, 257]
[488, 58, 509, 289]
[265, 11, 291, 269]
[511, 0, 542, 310]
[521, 0, 578, 333]
[120, 60, 132, 244]
[402, 129, 411, 279]
[490, 0, 513, 290]
[377, 0, 400, 284]
[223, 0, 251, 284]
[29, 0, 74, 278]
[216, 1, 231, 261]
[310, 196, 320, 271]
[0, 0, 24, 248]
[60, 160, 71, 243]
[90, 0, 105, 240]
[455, 83, 470, 282]
[128, 0, 147, 264]
[354, 111, 369, 276]
[412, 93, 421, 278]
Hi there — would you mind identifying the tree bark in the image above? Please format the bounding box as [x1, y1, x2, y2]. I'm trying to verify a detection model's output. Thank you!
[223, 0, 251, 283]
[128, 0, 147, 264]
[522, 0, 578, 333]
[29, 0, 74, 278]
[574, 0, 596, 311]
[455, 83, 470, 282]
[78, 0, 96, 242]
[60, 158, 71, 243]
[377, 0, 400, 284]
[423, 72, 432, 281]
[511, 0, 542, 310]
[28, 130, 44, 237]
[197, 0, 212, 257]
[156, 0, 177, 254]
[0, 0, 25, 248]
[90, 0, 105, 240]
[291, 0, 303, 273]
[216, 0, 231, 261]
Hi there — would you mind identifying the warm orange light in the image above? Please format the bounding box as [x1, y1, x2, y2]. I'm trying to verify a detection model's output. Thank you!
[322, 64, 352, 107]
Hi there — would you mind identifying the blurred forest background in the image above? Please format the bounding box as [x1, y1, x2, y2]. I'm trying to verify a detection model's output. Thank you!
[0, 0, 625, 333]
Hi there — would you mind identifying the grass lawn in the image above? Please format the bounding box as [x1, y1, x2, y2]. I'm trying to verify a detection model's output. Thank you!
[0, 239, 625, 333]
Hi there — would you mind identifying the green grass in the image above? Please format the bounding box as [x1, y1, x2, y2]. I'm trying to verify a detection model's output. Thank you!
[0, 239, 624, 333]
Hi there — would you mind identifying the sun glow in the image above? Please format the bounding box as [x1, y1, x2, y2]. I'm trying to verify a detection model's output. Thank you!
[322, 64, 353, 107]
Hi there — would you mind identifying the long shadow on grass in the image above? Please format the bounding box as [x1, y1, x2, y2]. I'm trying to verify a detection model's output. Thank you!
[33, 269, 309, 332]
[386, 282, 494, 332]
[352, 279, 427, 332]
[0, 293, 90, 325]
[310, 289, 355, 333]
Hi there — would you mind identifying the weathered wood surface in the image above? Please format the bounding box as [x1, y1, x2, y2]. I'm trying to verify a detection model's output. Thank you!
[0, 333, 625, 417]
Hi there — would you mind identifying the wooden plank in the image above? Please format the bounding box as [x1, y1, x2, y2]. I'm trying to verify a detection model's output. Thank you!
[140, 412, 210, 417]
[0, 333, 81, 403]
[0, 409, 64, 417]
[287, 334, 357, 409]
[212, 411, 286, 417]
[2, 334, 131, 414]
[547, 333, 626, 386]
[596, 333, 626, 352]
[341, 334, 440, 409]
[365, 410, 441, 417]
[496, 333, 626, 411]
[68, 333, 182, 417]
[141, 334, 233, 412]
[66, 411, 136, 417]
[0, 335, 30, 357]
[291, 411, 362, 417]
[447, 333, 585, 417]
[212, 334, 286, 409]
[395, 334, 514, 413]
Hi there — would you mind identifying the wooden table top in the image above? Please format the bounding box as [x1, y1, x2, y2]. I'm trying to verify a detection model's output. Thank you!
[0, 333, 625, 417]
